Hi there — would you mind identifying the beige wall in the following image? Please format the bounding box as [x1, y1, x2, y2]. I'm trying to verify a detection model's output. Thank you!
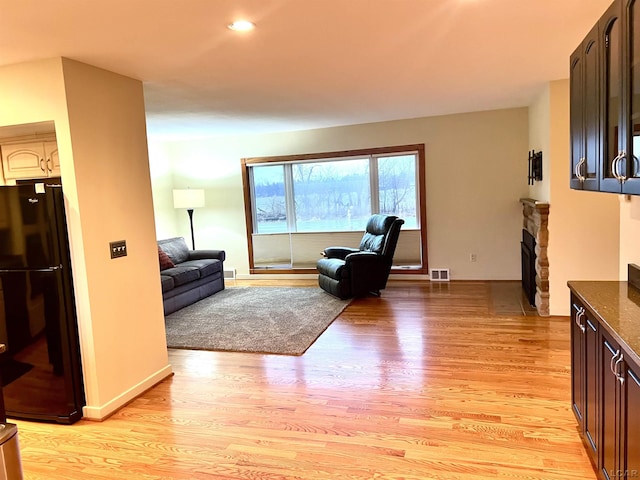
[151, 108, 530, 281]
[149, 142, 177, 239]
[0, 58, 171, 419]
[619, 196, 640, 274]
[528, 86, 551, 202]
[529, 80, 619, 316]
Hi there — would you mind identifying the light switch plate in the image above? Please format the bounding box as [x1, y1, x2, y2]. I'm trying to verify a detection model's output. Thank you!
[110, 240, 127, 259]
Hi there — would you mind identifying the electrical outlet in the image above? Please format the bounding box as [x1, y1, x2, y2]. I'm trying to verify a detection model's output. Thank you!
[470, 253, 477, 262]
[110, 240, 127, 259]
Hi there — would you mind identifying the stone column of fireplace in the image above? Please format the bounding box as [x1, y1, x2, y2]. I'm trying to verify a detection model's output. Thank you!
[519, 198, 550, 316]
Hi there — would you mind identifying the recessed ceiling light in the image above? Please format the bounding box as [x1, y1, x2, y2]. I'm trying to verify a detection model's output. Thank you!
[228, 20, 255, 31]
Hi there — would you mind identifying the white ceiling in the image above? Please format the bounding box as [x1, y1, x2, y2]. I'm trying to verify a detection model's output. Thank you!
[0, 0, 613, 140]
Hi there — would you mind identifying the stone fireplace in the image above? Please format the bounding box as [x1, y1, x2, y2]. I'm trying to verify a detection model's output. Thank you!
[519, 198, 550, 316]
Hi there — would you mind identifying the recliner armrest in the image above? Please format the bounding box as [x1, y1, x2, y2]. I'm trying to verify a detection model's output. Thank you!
[323, 246, 359, 260]
[344, 251, 386, 267]
[189, 250, 226, 262]
[345, 252, 392, 295]
[345, 251, 389, 277]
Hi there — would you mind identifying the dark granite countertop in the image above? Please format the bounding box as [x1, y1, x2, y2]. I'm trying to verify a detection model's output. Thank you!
[568, 281, 640, 368]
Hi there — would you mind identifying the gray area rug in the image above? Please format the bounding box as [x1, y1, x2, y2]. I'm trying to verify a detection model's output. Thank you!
[164, 287, 351, 355]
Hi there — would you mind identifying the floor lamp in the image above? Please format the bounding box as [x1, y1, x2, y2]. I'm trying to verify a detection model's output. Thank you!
[173, 189, 205, 250]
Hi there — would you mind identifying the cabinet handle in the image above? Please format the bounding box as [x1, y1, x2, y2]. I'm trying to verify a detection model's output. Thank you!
[39, 157, 46, 173]
[610, 349, 620, 376]
[613, 152, 628, 183]
[615, 353, 625, 385]
[46, 157, 52, 172]
[575, 158, 586, 182]
[612, 153, 621, 180]
[574, 306, 586, 333]
[619, 153, 628, 183]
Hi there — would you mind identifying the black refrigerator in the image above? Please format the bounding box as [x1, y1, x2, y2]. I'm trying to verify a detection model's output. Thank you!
[0, 182, 84, 424]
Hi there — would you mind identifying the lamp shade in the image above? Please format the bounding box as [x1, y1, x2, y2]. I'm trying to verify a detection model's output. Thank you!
[173, 189, 205, 209]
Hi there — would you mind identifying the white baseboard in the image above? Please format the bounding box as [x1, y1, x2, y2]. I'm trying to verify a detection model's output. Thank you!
[235, 273, 317, 280]
[235, 273, 429, 281]
[82, 364, 174, 421]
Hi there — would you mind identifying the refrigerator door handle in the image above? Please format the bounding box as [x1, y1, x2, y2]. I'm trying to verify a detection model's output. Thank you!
[0, 265, 62, 273]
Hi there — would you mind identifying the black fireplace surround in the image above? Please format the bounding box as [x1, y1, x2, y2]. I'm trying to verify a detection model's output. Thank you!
[521, 229, 536, 307]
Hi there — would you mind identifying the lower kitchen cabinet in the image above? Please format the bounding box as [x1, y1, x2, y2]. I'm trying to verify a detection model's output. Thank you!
[569, 283, 640, 480]
[601, 330, 621, 480]
[571, 296, 599, 468]
[622, 364, 640, 478]
[601, 328, 640, 480]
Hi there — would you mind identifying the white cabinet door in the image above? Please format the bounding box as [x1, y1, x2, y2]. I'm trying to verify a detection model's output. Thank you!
[1, 142, 48, 179]
[1, 140, 60, 179]
[44, 141, 60, 176]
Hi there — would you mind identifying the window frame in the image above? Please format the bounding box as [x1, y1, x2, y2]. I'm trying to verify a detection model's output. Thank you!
[241, 144, 428, 274]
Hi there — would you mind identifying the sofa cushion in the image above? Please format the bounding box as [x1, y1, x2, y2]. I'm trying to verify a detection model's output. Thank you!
[161, 265, 200, 286]
[179, 259, 222, 278]
[158, 237, 190, 264]
[158, 246, 175, 271]
[160, 275, 175, 293]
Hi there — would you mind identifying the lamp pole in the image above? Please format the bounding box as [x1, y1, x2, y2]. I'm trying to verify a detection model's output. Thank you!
[187, 208, 195, 250]
[173, 189, 205, 251]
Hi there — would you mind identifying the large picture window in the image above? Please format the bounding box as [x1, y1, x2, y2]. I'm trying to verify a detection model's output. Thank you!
[241, 144, 427, 273]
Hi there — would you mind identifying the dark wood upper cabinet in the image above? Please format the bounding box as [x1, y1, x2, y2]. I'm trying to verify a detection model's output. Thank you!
[571, 24, 601, 191]
[601, 0, 624, 192]
[570, 0, 640, 194]
[622, 0, 640, 192]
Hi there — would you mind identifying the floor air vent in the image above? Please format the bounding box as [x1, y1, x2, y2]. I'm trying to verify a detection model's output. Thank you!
[430, 268, 450, 282]
[224, 269, 236, 280]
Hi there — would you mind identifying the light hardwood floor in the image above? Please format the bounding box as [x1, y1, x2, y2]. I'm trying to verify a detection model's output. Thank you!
[13, 280, 596, 479]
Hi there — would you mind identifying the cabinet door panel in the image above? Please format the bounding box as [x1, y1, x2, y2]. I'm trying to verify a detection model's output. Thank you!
[44, 141, 60, 176]
[601, 337, 619, 480]
[1, 142, 47, 180]
[622, 0, 640, 193]
[584, 31, 600, 190]
[623, 365, 640, 477]
[570, 50, 586, 190]
[570, 26, 601, 191]
[585, 317, 599, 457]
[601, 2, 625, 193]
[571, 301, 585, 423]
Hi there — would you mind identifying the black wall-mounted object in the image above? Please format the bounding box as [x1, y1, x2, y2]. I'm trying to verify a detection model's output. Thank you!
[528, 150, 543, 185]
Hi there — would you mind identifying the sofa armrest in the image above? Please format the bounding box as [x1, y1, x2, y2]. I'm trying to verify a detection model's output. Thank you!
[189, 250, 226, 262]
[323, 246, 359, 260]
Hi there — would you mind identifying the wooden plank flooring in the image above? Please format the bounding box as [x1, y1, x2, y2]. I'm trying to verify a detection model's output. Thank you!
[13, 281, 596, 479]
